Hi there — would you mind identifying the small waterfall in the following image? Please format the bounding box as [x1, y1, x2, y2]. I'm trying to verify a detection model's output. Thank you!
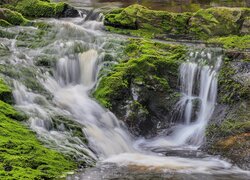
[53, 48, 134, 159]
[136, 49, 222, 149]
[170, 50, 222, 146]
[79, 49, 98, 86]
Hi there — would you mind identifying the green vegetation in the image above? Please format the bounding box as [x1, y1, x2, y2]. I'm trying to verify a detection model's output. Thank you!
[0, 78, 76, 179]
[207, 35, 250, 50]
[207, 101, 250, 137]
[189, 7, 245, 39]
[0, 8, 29, 26]
[93, 38, 187, 108]
[16, 0, 66, 18]
[105, 4, 191, 39]
[218, 57, 250, 104]
[0, 78, 13, 104]
[104, 5, 250, 47]
[0, 0, 77, 27]
[206, 101, 250, 168]
[0, 64, 48, 95]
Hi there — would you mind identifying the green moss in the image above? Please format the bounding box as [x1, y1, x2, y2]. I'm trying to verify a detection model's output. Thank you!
[189, 7, 246, 39]
[218, 58, 249, 104]
[104, 4, 192, 39]
[0, 65, 48, 96]
[0, 112, 76, 179]
[0, 28, 15, 39]
[207, 35, 250, 50]
[0, 8, 29, 26]
[52, 115, 88, 144]
[93, 39, 187, 108]
[16, 0, 66, 18]
[105, 5, 250, 41]
[0, 78, 13, 104]
[0, 19, 11, 27]
[0, 79, 76, 179]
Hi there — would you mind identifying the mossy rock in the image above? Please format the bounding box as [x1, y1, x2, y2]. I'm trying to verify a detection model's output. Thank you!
[15, 0, 79, 18]
[52, 115, 88, 144]
[105, 5, 250, 42]
[207, 35, 250, 50]
[0, 78, 14, 104]
[0, 64, 49, 96]
[105, 4, 192, 39]
[0, 8, 29, 26]
[94, 38, 186, 136]
[218, 54, 250, 104]
[15, 0, 65, 18]
[188, 7, 246, 39]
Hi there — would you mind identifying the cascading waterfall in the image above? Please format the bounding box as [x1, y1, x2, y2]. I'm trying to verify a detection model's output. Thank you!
[52, 49, 134, 159]
[137, 50, 222, 149]
[169, 50, 222, 146]
[1, 8, 249, 178]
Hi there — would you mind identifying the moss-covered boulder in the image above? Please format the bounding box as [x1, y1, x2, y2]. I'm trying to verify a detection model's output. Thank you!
[94, 39, 187, 136]
[189, 7, 249, 39]
[15, 0, 79, 18]
[104, 5, 250, 41]
[105, 4, 192, 39]
[0, 8, 29, 26]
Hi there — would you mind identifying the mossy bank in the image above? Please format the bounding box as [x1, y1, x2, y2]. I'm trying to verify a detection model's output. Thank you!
[0, 78, 76, 179]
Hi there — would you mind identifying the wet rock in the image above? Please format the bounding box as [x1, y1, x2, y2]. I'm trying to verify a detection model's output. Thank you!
[94, 39, 187, 137]
[61, 3, 79, 18]
[241, 17, 250, 35]
[205, 52, 250, 170]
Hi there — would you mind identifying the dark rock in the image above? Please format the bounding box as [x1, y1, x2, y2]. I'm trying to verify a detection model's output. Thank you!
[61, 4, 80, 18]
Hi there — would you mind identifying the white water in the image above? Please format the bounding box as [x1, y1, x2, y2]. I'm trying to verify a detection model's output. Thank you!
[1, 9, 249, 178]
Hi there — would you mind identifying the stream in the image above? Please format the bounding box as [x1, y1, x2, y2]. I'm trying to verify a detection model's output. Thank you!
[0, 1, 250, 179]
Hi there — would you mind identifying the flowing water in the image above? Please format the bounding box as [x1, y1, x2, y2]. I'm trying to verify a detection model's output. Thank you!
[0, 3, 249, 180]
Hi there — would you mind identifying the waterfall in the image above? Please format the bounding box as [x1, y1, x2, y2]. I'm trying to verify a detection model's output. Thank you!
[2, 10, 248, 177]
[170, 50, 222, 146]
[53, 49, 134, 159]
[79, 49, 98, 86]
[136, 49, 223, 149]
